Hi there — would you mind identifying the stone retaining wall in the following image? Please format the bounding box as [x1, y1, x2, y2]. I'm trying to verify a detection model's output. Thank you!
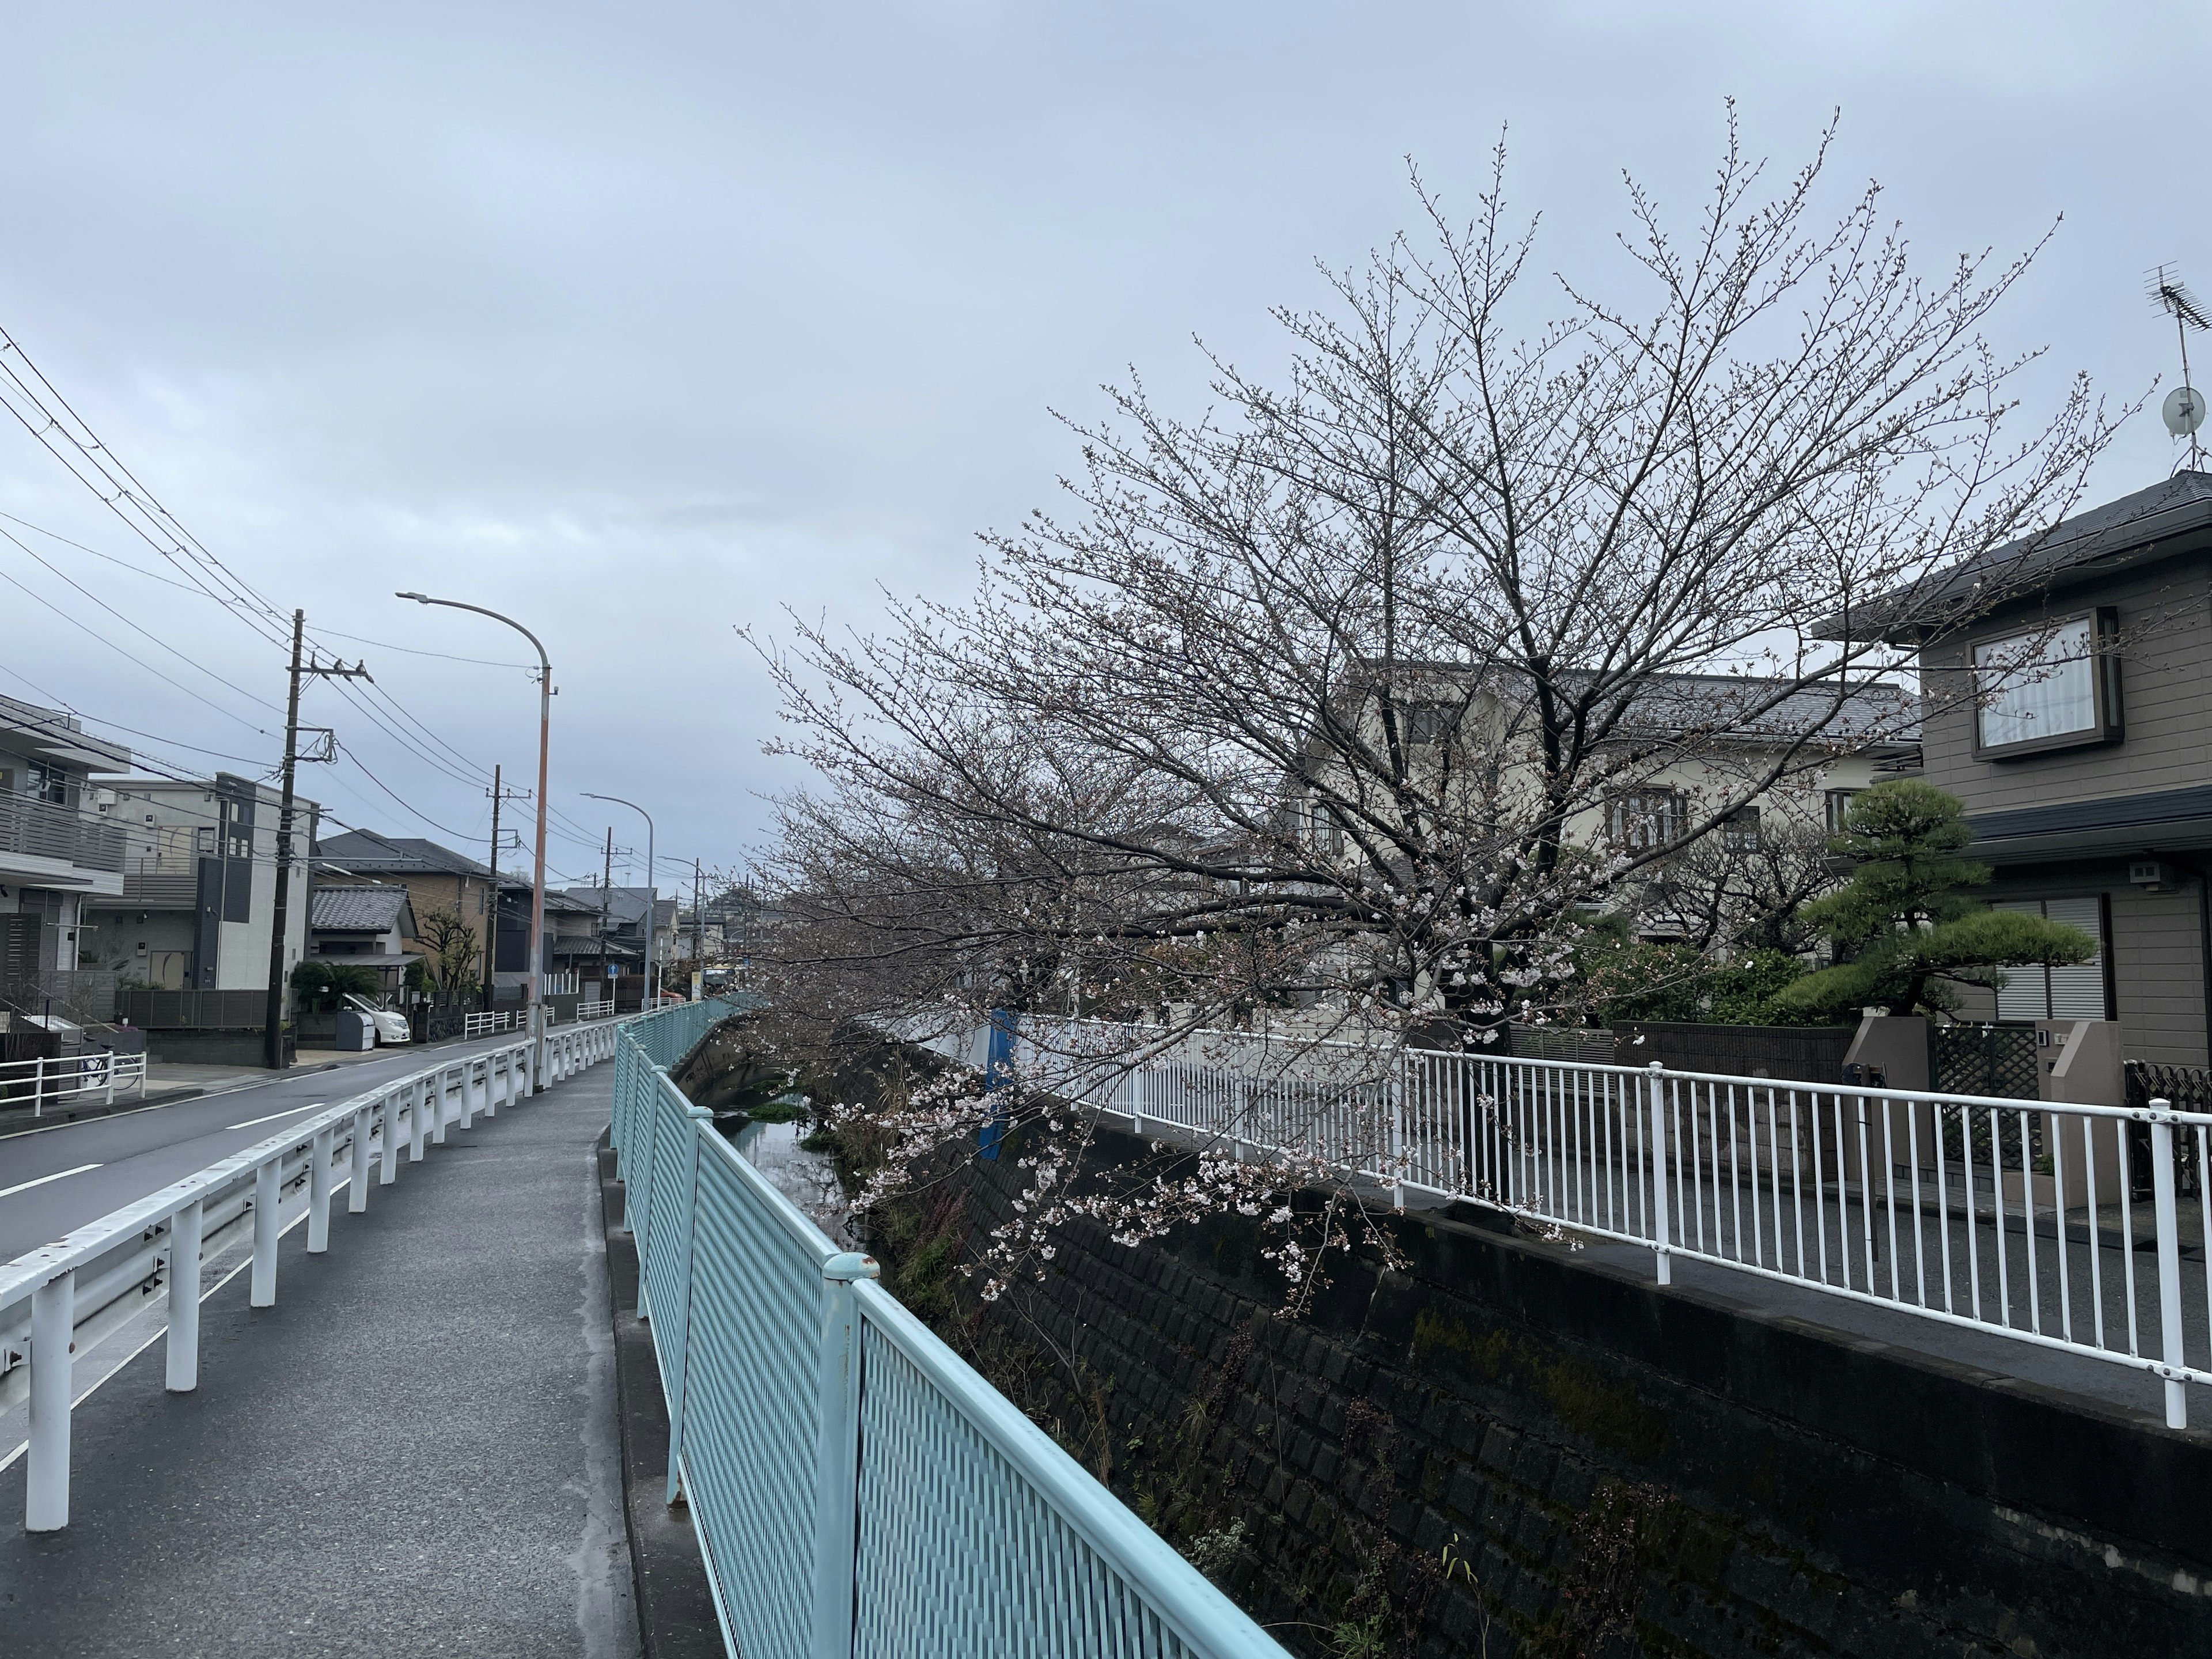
[964, 1120, 2212, 1658]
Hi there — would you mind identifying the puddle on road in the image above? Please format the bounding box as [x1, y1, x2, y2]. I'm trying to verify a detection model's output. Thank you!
[724, 1118, 855, 1246]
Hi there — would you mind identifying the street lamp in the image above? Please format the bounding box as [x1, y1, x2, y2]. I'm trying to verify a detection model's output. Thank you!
[396, 592, 553, 1090]
[581, 791, 655, 1010]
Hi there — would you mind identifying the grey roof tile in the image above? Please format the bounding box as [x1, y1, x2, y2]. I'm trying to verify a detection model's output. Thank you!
[309, 884, 411, 933]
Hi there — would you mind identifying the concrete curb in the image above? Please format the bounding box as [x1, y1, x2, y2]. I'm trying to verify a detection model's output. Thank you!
[597, 1131, 722, 1659]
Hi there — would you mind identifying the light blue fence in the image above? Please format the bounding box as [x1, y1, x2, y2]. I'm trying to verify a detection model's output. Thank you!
[608, 1002, 1290, 1659]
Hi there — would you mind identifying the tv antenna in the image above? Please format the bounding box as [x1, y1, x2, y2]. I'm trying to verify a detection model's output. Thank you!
[2149, 264, 2209, 471]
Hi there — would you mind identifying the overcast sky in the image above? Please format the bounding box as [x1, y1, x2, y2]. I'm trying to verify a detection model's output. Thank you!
[2, 2, 2205, 892]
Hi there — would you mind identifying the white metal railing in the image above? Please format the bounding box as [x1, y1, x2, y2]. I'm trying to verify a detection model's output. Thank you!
[464, 1009, 524, 1037]
[0, 1050, 147, 1118]
[577, 995, 611, 1022]
[0, 1013, 631, 1531]
[984, 1014, 2212, 1431]
[609, 1002, 1287, 1659]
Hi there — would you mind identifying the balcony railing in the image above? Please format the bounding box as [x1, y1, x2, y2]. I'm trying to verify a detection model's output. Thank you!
[0, 796, 126, 875]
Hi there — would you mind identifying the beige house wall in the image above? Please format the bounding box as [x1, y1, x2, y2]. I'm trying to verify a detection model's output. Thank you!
[1947, 869, 2207, 1068]
[1918, 565, 2212, 817]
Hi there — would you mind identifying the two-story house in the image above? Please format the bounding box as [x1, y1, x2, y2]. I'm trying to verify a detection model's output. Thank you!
[305, 884, 418, 995]
[314, 831, 505, 991]
[1827, 469, 2212, 1066]
[1281, 668, 1919, 933]
[81, 774, 314, 998]
[0, 696, 131, 1021]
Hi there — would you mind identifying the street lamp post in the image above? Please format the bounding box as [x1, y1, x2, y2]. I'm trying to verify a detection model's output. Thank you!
[396, 592, 553, 1090]
[581, 791, 655, 1011]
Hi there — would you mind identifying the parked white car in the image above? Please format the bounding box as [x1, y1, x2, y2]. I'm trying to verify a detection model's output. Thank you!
[343, 994, 412, 1046]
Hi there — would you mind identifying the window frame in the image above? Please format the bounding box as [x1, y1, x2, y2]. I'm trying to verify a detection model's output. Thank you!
[1991, 893, 2115, 1022]
[1402, 701, 1456, 746]
[1720, 804, 1762, 854]
[1969, 606, 2123, 762]
[1607, 787, 1688, 854]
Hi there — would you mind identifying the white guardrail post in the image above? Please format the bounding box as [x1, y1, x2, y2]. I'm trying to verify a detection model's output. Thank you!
[308, 1126, 335, 1252]
[26, 1268, 74, 1530]
[812, 1249, 879, 1659]
[1647, 1062, 1671, 1286]
[2149, 1100, 2188, 1430]
[349, 1105, 373, 1211]
[167, 1202, 203, 1391]
[249, 1157, 281, 1307]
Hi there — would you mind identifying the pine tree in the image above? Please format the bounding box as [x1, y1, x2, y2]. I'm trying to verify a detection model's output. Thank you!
[1774, 781, 2094, 1019]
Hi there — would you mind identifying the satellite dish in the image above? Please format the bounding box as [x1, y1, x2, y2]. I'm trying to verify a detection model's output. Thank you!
[2165, 385, 2207, 437]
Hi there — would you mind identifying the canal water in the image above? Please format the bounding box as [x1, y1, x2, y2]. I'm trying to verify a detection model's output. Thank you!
[725, 1117, 855, 1246]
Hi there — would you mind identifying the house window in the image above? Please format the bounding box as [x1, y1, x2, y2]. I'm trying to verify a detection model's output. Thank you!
[1403, 702, 1455, 745]
[1824, 789, 1859, 834]
[25, 763, 67, 805]
[1993, 896, 2111, 1020]
[1721, 805, 1761, 853]
[1294, 797, 1344, 855]
[1972, 609, 2120, 757]
[1608, 789, 1686, 853]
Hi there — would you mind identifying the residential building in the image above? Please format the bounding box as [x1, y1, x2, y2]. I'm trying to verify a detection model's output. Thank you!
[555, 884, 673, 988]
[673, 886, 774, 976]
[491, 882, 600, 993]
[314, 831, 505, 991]
[1, 696, 131, 1021]
[305, 885, 418, 994]
[80, 774, 315, 1001]
[1281, 669, 1919, 938]
[1828, 468, 2212, 1066]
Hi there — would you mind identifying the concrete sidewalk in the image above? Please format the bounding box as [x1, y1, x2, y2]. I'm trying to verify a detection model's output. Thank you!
[0, 1063, 639, 1658]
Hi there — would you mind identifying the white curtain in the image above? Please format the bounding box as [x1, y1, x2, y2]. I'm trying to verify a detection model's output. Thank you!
[1975, 618, 2096, 748]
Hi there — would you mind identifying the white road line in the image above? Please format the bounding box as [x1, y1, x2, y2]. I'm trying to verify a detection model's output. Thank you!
[0, 1162, 103, 1200]
[225, 1101, 325, 1131]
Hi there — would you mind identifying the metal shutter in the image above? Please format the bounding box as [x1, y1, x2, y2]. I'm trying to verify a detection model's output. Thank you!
[2041, 895, 2109, 1018]
[1992, 900, 2050, 1020]
[1990, 896, 2108, 1020]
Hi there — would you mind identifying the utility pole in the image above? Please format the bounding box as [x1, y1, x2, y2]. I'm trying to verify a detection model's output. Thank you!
[744, 874, 756, 988]
[482, 770, 529, 1010]
[262, 611, 370, 1070]
[485, 762, 501, 1012]
[600, 825, 615, 994]
[582, 791, 655, 1011]
[693, 858, 705, 997]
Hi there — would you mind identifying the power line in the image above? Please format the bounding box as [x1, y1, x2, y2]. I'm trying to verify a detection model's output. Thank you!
[0, 672, 646, 885]
[305, 626, 529, 669]
[0, 326, 292, 644]
[0, 508, 217, 599]
[0, 563, 276, 736]
[334, 741, 483, 840]
[0, 672, 271, 770]
[0, 520, 286, 716]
